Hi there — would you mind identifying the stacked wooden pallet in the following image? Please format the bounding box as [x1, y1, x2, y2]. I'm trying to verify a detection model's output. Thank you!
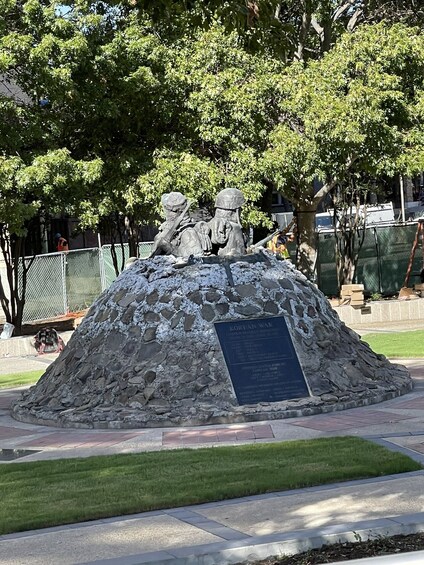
[340, 284, 365, 307]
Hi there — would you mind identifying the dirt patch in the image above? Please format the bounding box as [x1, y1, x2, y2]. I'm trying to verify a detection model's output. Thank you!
[19, 310, 87, 335]
[244, 533, 424, 564]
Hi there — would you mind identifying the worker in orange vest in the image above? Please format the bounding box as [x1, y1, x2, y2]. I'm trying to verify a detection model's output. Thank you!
[55, 233, 69, 252]
[267, 231, 294, 259]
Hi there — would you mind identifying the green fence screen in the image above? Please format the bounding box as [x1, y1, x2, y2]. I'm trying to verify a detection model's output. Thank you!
[317, 224, 423, 296]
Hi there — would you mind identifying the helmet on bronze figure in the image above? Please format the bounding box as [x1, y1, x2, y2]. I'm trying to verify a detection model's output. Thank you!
[215, 188, 245, 211]
[161, 192, 188, 213]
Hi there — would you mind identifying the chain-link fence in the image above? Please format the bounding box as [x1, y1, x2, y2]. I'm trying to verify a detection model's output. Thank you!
[100, 243, 154, 287]
[12, 225, 422, 322]
[19, 243, 154, 322]
[100, 244, 130, 289]
[20, 253, 67, 323]
[66, 249, 103, 313]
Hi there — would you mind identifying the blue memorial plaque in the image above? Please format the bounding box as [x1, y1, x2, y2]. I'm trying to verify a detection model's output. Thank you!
[214, 316, 309, 405]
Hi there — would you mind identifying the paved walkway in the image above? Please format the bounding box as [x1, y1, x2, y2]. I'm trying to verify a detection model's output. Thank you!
[1, 326, 424, 563]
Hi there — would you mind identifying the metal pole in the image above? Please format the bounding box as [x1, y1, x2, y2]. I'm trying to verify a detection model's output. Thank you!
[40, 212, 49, 254]
[400, 175, 406, 223]
[403, 221, 422, 288]
[98, 241, 107, 291]
[61, 252, 68, 315]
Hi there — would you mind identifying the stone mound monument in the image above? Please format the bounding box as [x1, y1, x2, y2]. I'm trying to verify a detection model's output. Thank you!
[12, 190, 412, 429]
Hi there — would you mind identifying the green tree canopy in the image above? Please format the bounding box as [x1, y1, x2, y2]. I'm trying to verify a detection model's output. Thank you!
[2, 0, 424, 328]
[262, 22, 424, 275]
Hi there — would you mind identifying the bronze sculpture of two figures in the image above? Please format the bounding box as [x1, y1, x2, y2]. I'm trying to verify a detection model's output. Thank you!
[150, 188, 247, 258]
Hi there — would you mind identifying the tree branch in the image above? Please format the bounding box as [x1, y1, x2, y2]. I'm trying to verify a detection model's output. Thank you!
[294, 1, 312, 62]
[333, 1, 358, 22]
[313, 179, 337, 204]
[347, 8, 363, 31]
[313, 155, 358, 203]
[311, 16, 324, 41]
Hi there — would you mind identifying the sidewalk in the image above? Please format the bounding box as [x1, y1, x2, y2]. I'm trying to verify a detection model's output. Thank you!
[1, 332, 424, 563]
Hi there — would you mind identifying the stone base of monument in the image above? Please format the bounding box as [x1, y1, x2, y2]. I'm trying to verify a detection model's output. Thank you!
[12, 253, 412, 429]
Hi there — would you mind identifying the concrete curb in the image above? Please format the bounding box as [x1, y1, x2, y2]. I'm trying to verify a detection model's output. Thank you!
[0, 334, 40, 357]
[0, 331, 73, 358]
[76, 515, 424, 564]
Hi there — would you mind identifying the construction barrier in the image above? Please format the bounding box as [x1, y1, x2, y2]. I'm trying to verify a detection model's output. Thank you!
[12, 223, 423, 322]
[317, 224, 422, 296]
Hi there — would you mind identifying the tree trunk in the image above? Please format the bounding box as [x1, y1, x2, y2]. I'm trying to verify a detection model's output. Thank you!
[295, 204, 318, 280]
[291, 179, 337, 280]
[110, 217, 126, 277]
[0, 226, 34, 336]
[321, 18, 332, 53]
[336, 238, 357, 288]
[294, 0, 312, 62]
[0, 277, 10, 324]
[11, 236, 24, 335]
[332, 183, 367, 290]
[125, 214, 139, 258]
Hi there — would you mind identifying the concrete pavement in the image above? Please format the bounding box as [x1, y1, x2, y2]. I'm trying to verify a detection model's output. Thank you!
[1, 325, 424, 563]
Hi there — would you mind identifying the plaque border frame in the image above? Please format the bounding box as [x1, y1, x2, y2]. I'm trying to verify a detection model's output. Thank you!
[213, 315, 312, 405]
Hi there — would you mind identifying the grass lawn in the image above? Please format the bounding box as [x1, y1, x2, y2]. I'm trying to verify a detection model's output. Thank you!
[0, 370, 43, 389]
[362, 330, 424, 358]
[0, 436, 420, 535]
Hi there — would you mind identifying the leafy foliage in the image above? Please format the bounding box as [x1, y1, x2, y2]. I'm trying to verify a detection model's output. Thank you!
[263, 22, 424, 275]
[1, 0, 424, 318]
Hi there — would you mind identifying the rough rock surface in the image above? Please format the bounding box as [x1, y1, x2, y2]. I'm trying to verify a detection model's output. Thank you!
[12, 252, 412, 428]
